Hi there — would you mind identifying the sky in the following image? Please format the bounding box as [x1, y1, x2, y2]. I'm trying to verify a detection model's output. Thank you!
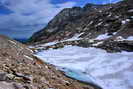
[0, 0, 121, 39]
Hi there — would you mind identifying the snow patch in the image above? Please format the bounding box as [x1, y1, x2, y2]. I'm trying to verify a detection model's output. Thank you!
[98, 10, 102, 13]
[8, 40, 16, 45]
[96, 22, 103, 27]
[88, 39, 95, 43]
[92, 41, 103, 46]
[115, 36, 133, 41]
[24, 55, 33, 60]
[64, 33, 83, 42]
[126, 36, 133, 41]
[131, 16, 133, 19]
[41, 41, 58, 47]
[35, 46, 133, 89]
[89, 21, 93, 25]
[26, 48, 34, 53]
[29, 46, 34, 48]
[121, 19, 130, 24]
[107, 13, 112, 17]
[96, 33, 111, 40]
[115, 16, 119, 19]
[115, 36, 125, 41]
[128, 9, 133, 12]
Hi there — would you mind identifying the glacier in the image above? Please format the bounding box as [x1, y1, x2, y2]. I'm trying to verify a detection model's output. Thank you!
[35, 45, 133, 89]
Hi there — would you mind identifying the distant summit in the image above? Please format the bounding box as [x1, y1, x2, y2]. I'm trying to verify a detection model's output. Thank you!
[29, 0, 133, 44]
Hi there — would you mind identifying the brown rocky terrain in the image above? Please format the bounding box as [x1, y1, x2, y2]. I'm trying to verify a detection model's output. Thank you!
[0, 35, 100, 89]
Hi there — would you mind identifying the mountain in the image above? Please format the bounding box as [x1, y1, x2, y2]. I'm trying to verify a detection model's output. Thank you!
[0, 35, 99, 89]
[29, 0, 133, 52]
[28, 3, 104, 43]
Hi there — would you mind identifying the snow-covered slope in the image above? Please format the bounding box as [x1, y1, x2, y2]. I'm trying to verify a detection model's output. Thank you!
[35, 45, 133, 89]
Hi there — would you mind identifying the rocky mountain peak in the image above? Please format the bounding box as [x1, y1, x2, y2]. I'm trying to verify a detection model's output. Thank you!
[83, 3, 103, 11]
[29, 0, 133, 47]
[48, 6, 83, 28]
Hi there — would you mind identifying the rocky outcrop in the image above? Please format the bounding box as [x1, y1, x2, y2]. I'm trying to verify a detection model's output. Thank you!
[0, 35, 99, 89]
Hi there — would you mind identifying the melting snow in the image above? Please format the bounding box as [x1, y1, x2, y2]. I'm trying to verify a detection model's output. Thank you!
[35, 46, 133, 89]
[99, 10, 102, 13]
[24, 55, 33, 60]
[89, 21, 93, 25]
[41, 41, 58, 46]
[115, 36, 133, 41]
[64, 33, 83, 42]
[126, 36, 133, 41]
[8, 40, 16, 45]
[96, 33, 111, 40]
[92, 41, 103, 46]
[121, 19, 130, 24]
[115, 36, 125, 41]
[107, 13, 112, 17]
[128, 9, 133, 12]
[96, 22, 103, 27]
[35, 33, 83, 47]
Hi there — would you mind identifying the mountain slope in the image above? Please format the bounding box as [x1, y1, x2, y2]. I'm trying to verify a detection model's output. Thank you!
[0, 35, 98, 89]
[29, 0, 133, 45]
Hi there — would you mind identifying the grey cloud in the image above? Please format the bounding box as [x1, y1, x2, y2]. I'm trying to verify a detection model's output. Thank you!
[0, 0, 76, 38]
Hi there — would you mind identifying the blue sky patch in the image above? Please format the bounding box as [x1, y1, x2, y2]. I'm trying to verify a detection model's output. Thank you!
[51, 0, 121, 7]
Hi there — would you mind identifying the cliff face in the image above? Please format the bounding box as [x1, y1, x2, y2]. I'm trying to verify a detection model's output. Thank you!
[29, 0, 133, 47]
[0, 35, 98, 89]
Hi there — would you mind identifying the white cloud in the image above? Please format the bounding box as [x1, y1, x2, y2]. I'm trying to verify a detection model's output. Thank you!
[0, 0, 76, 38]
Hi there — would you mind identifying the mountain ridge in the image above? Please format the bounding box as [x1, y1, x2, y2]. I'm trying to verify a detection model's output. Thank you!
[28, 0, 133, 53]
[28, 3, 107, 43]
